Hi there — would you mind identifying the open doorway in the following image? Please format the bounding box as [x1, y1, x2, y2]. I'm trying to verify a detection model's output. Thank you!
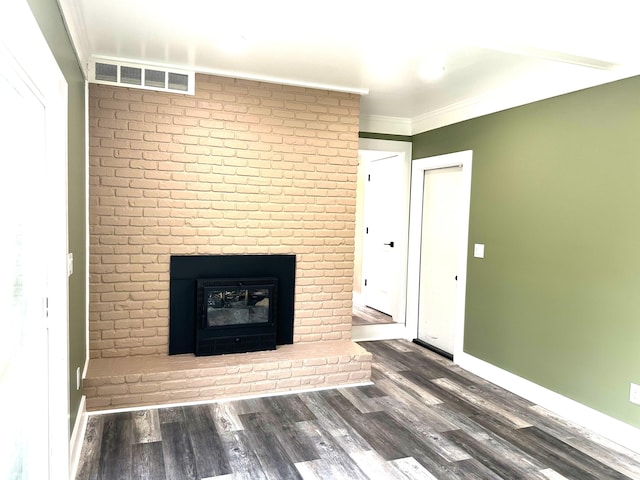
[352, 138, 411, 340]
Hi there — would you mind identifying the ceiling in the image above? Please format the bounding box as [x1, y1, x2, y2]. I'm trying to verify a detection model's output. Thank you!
[59, 0, 640, 135]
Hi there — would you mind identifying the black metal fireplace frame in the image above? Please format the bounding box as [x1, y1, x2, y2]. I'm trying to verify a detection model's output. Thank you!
[169, 254, 295, 355]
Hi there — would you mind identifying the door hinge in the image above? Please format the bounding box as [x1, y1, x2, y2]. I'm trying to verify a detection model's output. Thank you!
[364, 279, 367, 286]
[367, 174, 371, 181]
[45, 297, 49, 318]
[366, 227, 369, 234]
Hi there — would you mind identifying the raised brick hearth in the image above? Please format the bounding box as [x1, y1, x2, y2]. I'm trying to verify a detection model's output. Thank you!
[86, 73, 370, 410]
[84, 341, 371, 411]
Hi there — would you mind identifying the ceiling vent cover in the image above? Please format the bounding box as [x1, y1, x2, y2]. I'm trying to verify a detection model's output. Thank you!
[89, 57, 194, 95]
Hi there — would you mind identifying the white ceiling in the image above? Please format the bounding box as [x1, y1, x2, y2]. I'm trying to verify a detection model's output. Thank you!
[59, 0, 640, 135]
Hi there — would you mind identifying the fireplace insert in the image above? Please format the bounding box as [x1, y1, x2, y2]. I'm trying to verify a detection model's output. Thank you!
[169, 254, 295, 356]
[195, 277, 277, 355]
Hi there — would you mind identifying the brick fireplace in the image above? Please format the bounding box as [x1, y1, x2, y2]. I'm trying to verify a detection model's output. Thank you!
[84, 74, 371, 410]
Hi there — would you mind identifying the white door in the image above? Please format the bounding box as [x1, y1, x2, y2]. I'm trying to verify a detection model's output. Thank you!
[1, 2, 69, 476]
[362, 154, 402, 316]
[417, 166, 464, 354]
[0, 48, 50, 479]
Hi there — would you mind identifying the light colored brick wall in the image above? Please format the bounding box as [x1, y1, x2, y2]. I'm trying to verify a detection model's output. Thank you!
[89, 74, 360, 359]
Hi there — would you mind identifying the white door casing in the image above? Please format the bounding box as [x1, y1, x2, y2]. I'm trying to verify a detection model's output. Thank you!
[406, 151, 472, 359]
[352, 138, 411, 341]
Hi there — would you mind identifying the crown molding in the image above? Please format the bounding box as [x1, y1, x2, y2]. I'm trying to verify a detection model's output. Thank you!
[57, 0, 90, 78]
[410, 66, 640, 136]
[359, 114, 412, 136]
[194, 65, 369, 95]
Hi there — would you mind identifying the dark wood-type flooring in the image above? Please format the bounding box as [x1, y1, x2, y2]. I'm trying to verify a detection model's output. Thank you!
[76, 340, 640, 479]
[352, 305, 394, 326]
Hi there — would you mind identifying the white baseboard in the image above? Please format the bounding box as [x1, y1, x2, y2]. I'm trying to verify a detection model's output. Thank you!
[352, 292, 364, 306]
[456, 352, 640, 455]
[69, 395, 88, 479]
[352, 323, 407, 342]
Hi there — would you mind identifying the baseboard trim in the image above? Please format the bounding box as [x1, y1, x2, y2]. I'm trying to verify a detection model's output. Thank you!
[69, 395, 88, 479]
[456, 352, 640, 455]
[352, 322, 406, 342]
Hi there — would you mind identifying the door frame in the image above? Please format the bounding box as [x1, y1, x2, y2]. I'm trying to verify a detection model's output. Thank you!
[1, 1, 70, 477]
[406, 151, 472, 359]
[353, 138, 411, 341]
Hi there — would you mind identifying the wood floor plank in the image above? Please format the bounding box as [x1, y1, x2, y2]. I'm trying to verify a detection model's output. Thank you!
[429, 402, 550, 474]
[443, 428, 549, 479]
[131, 441, 166, 480]
[357, 411, 473, 478]
[352, 304, 393, 326]
[159, 419, 198, 480]
[131, 409, 162, 444]
[261, 394, 317, 423]
[449, 458, 506, 480]
[245, 404, 319, 464]
[218, 430, 268, 480]
[75, 415, 103, 480]
[209, 401, 245, 433]
[357, 383, 387, 398]
[372, 368, 443, 406]
[529, 405, 640, 479]
[517, 426, 633, 480]
[239, 412, 304, 479]
[359, 340, 416, 371]
[431, 377, 532, 429]
[251, 397, 321, 463]
[183, 404, 232, 478]
[297, 392, 373, 454]
[336, 386, 385, 413]
[471, 415, 632, 480]
[291, 419, 370, 480]
[389, 456, 439, 480]
[98, 413, 133, 480]
[398, 369, 486, 419]
[321, 392, 472, 480]
[76, 339, 640, 480]
[349, 450, 426, 480]
[375, 394, 461, 435]
[320, 391, 409, 461]
[541, 468, 571, 479]
[158, 406, 185, 424]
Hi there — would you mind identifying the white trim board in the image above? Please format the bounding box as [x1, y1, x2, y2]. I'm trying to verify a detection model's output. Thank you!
[69, 396, 88, 479]
[352, 323, 408, 342]
[457, 352, 640, 455]
[355, 138, 412, 342]
[359, 114, 412, 136]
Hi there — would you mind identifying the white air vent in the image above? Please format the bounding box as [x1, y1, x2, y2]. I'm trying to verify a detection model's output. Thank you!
[89, 57, 194, 95]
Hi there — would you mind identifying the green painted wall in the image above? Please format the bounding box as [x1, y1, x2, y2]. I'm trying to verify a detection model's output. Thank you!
[412, 76, 640, 428]
[27, 0, 87, 434]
